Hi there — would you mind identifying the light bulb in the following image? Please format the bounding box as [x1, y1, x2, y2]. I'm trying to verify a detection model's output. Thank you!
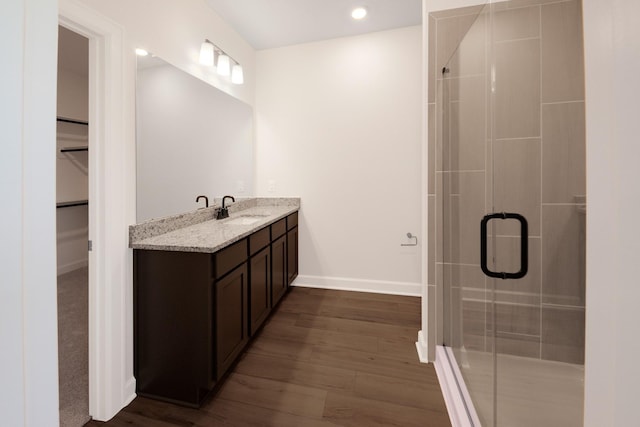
[135, 48, 149, 57]
[351, 7, 367, 20]
[217, 54, 231, 76]
[231, 64, 244, 84]
[199, 41, 214, 66]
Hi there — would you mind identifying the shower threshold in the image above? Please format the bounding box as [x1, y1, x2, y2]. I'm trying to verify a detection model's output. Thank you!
[435, 345, 584, 427]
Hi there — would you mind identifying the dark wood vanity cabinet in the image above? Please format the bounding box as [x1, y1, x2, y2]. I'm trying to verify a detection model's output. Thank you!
[134, 250, 213, 406]
[134, 238, 249, 407]
[134, 211, 298, 407]
[134, 250, 216, 405]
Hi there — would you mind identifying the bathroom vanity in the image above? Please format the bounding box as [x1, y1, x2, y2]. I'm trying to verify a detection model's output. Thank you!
[129, 198, 299, 406]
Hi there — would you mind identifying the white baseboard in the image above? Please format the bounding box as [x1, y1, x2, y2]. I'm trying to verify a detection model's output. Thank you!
[57, 259, 89, 276]
[292, 275, 421, 296]
[434, 346, 482, 427]
[123, 377, 136, 407]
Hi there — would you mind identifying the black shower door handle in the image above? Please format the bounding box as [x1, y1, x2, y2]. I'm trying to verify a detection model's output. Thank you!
[480, 213, 528, 279]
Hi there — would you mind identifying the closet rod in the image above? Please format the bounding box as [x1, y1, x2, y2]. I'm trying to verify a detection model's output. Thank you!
[56, 200, 88, 209]
[60, 147, 89, 152]
[57, 117, 88, 126]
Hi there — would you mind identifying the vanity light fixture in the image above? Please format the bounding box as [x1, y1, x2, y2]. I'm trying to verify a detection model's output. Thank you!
[231, 64, 244, 84]
[217, 54, 231, 76]
[135, 48, 149, 56]
[199, 40, 214, 66]
[198, 39, 243, 84]
[351, 7, 367, 20]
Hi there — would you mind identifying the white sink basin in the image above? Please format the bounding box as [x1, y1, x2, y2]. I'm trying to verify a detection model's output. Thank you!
[225, 215, 269, 226]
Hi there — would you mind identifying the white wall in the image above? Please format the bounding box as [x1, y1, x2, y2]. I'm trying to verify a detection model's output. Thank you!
[583, 0, 640, 425]
[256, 26, 423, 295]
[57, 64, 89, 275]
[0, 0, 60, 425]
[80, 0, 255, 106]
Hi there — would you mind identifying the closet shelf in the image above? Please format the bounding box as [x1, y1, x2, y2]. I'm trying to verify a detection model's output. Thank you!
[56, 200, 88, 209]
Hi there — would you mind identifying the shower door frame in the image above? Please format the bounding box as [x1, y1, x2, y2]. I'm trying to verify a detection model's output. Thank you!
[432, 4, 493, 426]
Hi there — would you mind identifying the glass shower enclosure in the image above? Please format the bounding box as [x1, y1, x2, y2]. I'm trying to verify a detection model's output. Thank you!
[433, 1, 586, 425]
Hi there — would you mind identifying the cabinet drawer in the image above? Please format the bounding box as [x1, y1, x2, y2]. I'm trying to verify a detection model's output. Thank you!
[286, 212, 298, 230]
[271, 218, 286, 240]
[215, 239, 248, 279]
[249, 227, 270, 256]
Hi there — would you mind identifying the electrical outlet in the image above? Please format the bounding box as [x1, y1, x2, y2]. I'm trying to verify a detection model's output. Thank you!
[236, 180, 245, 193]
[267, 179, 276, 193]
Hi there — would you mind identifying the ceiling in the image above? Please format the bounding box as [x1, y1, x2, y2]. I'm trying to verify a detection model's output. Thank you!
[205, 0, 422, 50]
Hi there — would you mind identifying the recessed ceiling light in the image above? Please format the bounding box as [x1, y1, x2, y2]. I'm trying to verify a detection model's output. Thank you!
[351, 7, 367, 20]
[135, 48, 149, 57]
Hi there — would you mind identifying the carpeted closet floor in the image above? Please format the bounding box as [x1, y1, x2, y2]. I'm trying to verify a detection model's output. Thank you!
[58, 266, 90, 427]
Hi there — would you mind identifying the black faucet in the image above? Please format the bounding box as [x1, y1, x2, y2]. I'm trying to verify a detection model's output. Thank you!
[196, 195, 208, 208]
[216, 195, 235, 220]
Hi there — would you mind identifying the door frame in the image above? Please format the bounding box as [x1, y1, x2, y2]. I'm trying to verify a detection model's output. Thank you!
[59, 0, 136, 420]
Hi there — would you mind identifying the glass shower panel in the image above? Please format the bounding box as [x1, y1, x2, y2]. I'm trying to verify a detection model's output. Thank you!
[438, 1, 585, 426]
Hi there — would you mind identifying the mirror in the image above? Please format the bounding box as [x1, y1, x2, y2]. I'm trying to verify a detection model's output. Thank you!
[136, 55, 254, 222]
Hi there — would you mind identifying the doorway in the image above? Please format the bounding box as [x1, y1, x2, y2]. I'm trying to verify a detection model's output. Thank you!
[58, 1, 136, 421]
[57, 25, 90, 426]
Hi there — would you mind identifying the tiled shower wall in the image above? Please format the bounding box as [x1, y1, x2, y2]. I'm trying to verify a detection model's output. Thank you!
[428, 0, 585, 364]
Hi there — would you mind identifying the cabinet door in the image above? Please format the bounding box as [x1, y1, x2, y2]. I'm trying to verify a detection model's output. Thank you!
[287, 227, 299, 285]
[271, 235, 287, 306]
[215, 263, 248, 378]
[249, 246, 271, 336]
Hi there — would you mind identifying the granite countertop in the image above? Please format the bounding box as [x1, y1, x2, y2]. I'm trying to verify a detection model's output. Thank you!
[130, 199, 299, 253]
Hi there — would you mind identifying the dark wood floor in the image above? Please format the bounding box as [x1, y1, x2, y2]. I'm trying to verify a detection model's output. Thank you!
[86, 287, 451, 427]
